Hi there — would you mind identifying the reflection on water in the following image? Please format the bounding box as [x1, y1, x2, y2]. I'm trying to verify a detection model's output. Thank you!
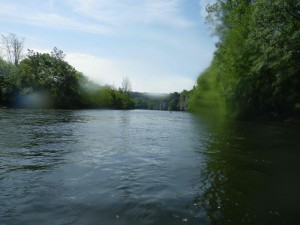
[0, 109, 299, 225]
[193, 115, 300, 225]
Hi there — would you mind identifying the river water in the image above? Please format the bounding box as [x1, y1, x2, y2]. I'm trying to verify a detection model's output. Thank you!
[0, 109, 299, 225]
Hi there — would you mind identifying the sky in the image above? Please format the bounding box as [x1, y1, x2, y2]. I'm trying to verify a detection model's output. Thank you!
[0, 0, 216, 93]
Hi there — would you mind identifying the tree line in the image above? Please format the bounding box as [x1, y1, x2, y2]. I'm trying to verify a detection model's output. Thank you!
[132, 90, 190, 111]
[189, 0, 300, 120]
[0, 33, 192, 112]
[0, 34, 134, 109]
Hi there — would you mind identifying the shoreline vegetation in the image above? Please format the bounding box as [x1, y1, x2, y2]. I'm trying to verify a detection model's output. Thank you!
[0, 45, 135, 110]
[189, 0, 300, 121]
[0, 34, 190, 112]
[1, 0, 299, 121]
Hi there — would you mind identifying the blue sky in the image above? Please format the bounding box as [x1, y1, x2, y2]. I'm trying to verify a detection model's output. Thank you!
[0, 0, 216, 93]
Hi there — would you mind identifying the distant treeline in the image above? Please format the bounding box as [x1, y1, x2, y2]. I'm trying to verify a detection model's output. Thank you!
[0, 44, 134, 109]
[131, 90, 190, 111]
[189, 0, 300, 120]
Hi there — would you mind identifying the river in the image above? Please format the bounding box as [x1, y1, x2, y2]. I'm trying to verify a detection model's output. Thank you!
[0, 109, 299, 225]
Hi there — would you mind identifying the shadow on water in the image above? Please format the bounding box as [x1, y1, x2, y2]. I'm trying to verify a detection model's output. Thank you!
[191, 113, 300, 225]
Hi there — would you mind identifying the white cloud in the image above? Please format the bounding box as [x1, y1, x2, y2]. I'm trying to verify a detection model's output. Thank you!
[0, 2, 16, 14]
[0, 1, 110, 35]
[0, 0, 195, 35]
[66, 52, 195, 93]
[66, 53, 123, 87]
[69, 0, 195, 29]
[0, 0, 199, 35]
[24, 13, 110, 35]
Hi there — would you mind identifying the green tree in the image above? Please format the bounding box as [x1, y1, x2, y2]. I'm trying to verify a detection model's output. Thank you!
[0, 45, 135, 110]
[243, 0, 300, 117]
[190, 0, 300, 119]
[0, 58, 17, 105]
[18, 48, 84, 108]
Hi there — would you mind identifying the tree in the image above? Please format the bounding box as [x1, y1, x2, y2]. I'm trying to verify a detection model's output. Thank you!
[0, 45, 136, 109]
[18, 48, 83, 108]
[1, 33, 24, 65]
[190, 0, 300, 119]
[244, 0, 300, 116]
[121, 76, 132, 93]
[0, 57, 17, 105]
[51, 47, 65, 60]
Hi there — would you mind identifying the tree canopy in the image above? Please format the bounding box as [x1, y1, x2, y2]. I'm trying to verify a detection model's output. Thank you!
[189, 0, 300, 120]
[0, 43, 134, 109]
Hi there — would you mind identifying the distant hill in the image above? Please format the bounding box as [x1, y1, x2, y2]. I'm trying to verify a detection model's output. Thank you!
[130, 91, 190, 111]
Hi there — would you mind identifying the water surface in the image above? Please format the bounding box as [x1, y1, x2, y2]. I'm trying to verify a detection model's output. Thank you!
[0, 109, 299, 225]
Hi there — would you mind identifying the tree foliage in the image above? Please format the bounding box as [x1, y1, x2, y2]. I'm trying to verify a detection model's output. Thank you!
[0, 41, 134, 109]
[17, 49, 83, 108]
[189, 0, 300, 120]
[132, 91, 191, 111]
